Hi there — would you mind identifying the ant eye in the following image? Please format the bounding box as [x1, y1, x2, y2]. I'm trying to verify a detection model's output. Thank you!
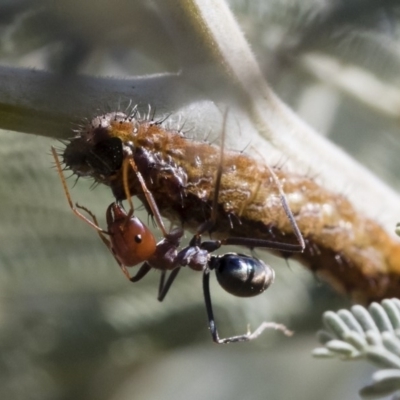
[135, 234, 142, 243]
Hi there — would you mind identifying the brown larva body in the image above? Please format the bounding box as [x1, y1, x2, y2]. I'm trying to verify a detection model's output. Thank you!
[63, 111, 400, 303]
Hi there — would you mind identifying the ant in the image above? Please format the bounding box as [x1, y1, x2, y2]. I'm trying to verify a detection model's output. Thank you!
[51, 114, 305, 344]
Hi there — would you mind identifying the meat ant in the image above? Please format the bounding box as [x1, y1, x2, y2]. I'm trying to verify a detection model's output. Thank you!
[51, 114, 304, 344]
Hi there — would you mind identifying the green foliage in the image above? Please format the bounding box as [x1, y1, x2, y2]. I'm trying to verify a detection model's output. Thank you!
[314, 299, 400, 399]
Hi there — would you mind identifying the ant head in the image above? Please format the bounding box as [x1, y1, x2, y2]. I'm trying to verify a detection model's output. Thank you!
[107, 203, 157, 266]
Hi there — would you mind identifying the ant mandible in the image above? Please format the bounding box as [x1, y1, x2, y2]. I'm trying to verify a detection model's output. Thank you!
[51, 114, 304, 344]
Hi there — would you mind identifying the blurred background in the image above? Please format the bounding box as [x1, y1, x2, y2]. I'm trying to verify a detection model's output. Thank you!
[0, 0, 399, 399]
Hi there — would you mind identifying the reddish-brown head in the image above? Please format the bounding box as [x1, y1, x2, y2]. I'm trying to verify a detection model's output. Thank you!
[106, 203, 156, 266]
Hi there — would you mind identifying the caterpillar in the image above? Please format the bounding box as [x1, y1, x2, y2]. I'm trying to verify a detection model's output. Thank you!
[60, 109, 400, 303]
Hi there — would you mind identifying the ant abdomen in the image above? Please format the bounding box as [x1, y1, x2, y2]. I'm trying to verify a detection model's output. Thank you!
[210, 253, 275, 298]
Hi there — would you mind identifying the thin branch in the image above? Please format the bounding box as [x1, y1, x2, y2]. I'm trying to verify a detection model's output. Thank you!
[0, 67, 203, 138]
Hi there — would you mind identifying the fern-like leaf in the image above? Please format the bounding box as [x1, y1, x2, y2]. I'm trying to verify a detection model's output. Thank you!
[313, 299, 400, 399]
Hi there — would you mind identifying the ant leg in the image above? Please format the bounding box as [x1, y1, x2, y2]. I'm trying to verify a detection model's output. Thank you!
[122, 153, 168, 237]
[206, 162, 305, 253]
[130, 262, 152, 282]
[52, 147, 138, 280]
[75, 204, 111, 247]
[122, 151, 184, 298]
[195, 109, 229, 237]
[52, 147, 109, 234]
[190, 110, 304, 254]
[157, 268, 181, 302]
[158, 271, 166, 294]
[202, 267, 293, 344]
[74, 204, 137, 281]
[126, 262, 181, 302]
[264, 162, 305, 251]
[219, 164, 305, 252]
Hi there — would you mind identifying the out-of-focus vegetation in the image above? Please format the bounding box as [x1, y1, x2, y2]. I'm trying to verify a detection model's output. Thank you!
[0, 1, 399, 399]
